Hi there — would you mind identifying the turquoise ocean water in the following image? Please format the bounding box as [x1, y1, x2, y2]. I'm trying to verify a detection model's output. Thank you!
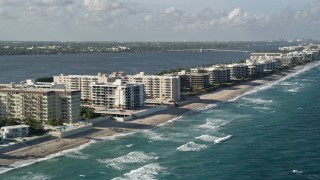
[1, 62, 320, 179]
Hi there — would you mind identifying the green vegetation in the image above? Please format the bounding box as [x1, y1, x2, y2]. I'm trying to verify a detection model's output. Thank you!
[23, 117, 46, 135]
[80, 106, 101, 119]
[0, 118, 20, 128]
[35, 77, 53, 82]
[0, 40, 312, 56]
[0, 118, 47, 135]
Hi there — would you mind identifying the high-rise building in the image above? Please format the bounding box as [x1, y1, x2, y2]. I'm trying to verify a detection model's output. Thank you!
[204, 66, 231, 83]
[227, 64, 249, 80]
[91, 79, 144, 110]
[0, 87, 81, 123]
[53, 73, 110, 100]
[126, 72, 180, 103]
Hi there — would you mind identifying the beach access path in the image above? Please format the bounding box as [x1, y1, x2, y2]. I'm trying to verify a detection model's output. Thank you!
[0, 66, 302, 170]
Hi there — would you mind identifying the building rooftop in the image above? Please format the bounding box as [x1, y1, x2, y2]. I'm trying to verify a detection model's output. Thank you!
[1, 125, 30, 130]
[0, 87, 80, 94]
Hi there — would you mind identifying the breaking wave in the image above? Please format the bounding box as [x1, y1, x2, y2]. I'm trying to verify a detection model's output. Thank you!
[177, 141, 208, 152]
[229, 61, 320, 102]
[112, 163, 166, 180]
[98, 151, 156, 170]
[198, 118, 229, 130]
[195, 135, 232, 144]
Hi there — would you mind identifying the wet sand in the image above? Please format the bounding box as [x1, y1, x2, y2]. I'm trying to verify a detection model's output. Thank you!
[0, 66, 303, 171]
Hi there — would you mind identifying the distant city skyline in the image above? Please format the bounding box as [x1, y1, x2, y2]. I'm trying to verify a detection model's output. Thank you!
[0, 0, 319, 41]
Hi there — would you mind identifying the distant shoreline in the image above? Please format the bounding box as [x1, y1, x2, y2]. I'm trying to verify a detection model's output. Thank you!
[0, 62, 316, 174]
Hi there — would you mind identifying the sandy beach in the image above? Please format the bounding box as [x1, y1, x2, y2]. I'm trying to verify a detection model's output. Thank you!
[0, 65, 305, 171]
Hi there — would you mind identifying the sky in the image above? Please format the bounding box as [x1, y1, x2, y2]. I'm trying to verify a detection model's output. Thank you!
[0, 0, 319, 41]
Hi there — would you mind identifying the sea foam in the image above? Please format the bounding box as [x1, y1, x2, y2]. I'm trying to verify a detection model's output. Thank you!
[143, 130, 169, 141]
[242, 97, 273, 105]
[92, 131, 137, 141]
[177, 141, 208, 152]
[65, 151, 90, 160]
[196, 135, 232, 144]
[98, 151, 156, 170]
[158, 116, 183, 126]
[10, 172, 52, 180]
[0, 131, 139, 174]
[112, 163, 166, 180]
[229, 61, 320, 102]
[198, 118, 229, 130]
[0, 139, 96, 175]
[198, 103, 218, 111]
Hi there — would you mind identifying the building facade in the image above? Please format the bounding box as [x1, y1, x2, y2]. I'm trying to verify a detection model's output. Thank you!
[204, 66, 231, 83]
[250, 53, 283, 61]
[53, 73, 110, 100]
[0, 88, 81, 123]
[126, 72, 180, 103]
[227, 64, 249, 80]
[91, 79, 144, 110]
[1, 125, 29, 139]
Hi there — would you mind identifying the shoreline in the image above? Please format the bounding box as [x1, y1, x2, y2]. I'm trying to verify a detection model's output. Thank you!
[0, 62, 317, 174]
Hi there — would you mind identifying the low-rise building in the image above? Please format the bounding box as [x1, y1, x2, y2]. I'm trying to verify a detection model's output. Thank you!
[0, 125, 30, 139]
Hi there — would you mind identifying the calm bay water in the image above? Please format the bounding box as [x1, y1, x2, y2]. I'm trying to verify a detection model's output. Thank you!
[1, 52, 320, 179]
[0, 52, 248, 83]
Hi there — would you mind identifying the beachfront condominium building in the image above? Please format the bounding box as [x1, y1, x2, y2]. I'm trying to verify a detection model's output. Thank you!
[178, 69, 210, 90]
[53, 73, 111, 101]
[250, 53, 283, 61]
[246, 59, 265, 76]
[227, 64, 249, 80]
[91, 79, 144, 110]
[180, 74, 209, 91]
[204, 66, 231, 83]
[1, 125, 29, 139]
[126, 72, 180, 103]
[0, 87, 81, 123]
[262, 60, 278, 72]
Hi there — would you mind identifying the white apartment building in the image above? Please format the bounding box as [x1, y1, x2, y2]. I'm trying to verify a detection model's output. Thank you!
[91, 79, 144, 110]
[126, 72, 180, 103]
[0, 88, 81, 123]
[1, 125, 29, 139]
[23, 79, 65, 89]
[250, 53, 283, 61]
[227, 64, 249, 80]
[53, 73, 111, 100]
[246, 59, 271, 75]
[279, 46, 302, 51]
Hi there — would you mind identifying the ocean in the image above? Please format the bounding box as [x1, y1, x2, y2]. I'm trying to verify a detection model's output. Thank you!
[1, 56, 320, 179]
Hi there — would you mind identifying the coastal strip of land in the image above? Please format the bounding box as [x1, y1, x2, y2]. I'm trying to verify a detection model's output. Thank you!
[0, 64, 310, 173]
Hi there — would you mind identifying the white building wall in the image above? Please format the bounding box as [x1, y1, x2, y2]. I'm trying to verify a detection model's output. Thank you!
[0, 89, 80, 123]
[127, 72, 180, 102]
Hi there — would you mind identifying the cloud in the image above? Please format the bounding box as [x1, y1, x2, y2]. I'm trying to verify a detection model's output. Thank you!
[142, 1, 320, 35]
[0, 0, 320, 40]
[0, 0, 140, 26]
[143, 6, 269, 31]
[0, 0, 20, 6]
[83, 0, 123, 12]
